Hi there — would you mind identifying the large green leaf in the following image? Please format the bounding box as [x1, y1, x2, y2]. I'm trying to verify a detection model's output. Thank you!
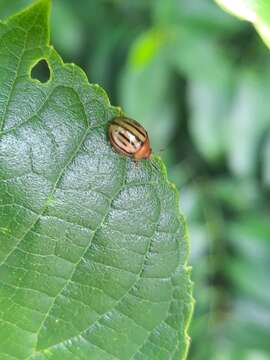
[215, 0, 270, 48]
[0, 1, 193, 359]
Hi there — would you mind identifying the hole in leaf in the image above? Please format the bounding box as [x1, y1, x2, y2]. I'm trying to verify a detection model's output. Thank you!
[31, 59, 50, 83]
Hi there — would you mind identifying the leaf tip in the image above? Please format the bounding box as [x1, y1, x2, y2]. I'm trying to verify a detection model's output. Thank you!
[5, 0, 52, 46]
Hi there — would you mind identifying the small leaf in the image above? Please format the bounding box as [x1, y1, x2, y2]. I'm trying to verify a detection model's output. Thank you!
[225, 69, 270, 177]
[215, 0, 270, 49]
[0, 1, 193, 359]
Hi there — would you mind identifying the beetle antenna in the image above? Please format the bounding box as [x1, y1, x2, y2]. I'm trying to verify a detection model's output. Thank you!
[157, 148, 166, 155]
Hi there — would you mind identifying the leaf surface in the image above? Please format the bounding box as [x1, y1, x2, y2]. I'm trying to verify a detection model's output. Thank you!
[0, 1, 192, 359]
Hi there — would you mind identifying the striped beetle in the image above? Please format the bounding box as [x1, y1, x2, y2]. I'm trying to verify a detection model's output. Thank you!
[109, 117, 152, 161]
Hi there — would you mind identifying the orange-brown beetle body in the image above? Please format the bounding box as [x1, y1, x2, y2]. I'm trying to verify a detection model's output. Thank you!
[109, 117, 152, 160]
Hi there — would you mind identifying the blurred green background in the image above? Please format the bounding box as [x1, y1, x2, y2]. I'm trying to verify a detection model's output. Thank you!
[1, 0, 270, 359]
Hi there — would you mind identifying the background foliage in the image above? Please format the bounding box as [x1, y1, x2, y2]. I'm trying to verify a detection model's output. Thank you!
[1, 0, 270, 359]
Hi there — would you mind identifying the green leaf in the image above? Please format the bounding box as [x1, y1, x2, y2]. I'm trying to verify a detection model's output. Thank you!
[215, 0, 270, 49]
[225, 68, 270, 177]
[185, 39, 234, 162]
[0, 1, 193, 359]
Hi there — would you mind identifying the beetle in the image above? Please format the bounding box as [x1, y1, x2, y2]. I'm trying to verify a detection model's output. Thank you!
[109, 117, 152, 161]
